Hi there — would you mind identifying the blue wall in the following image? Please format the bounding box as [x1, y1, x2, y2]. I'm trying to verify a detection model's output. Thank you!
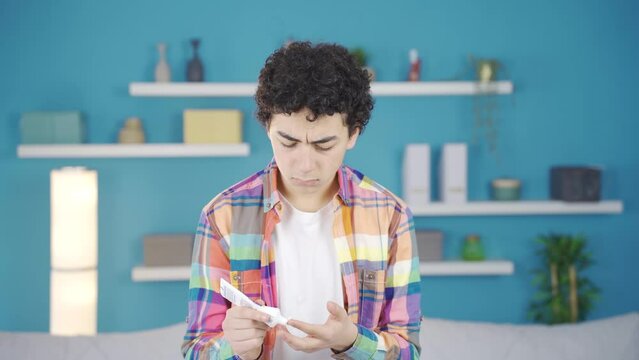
[1, 0, 637, 332]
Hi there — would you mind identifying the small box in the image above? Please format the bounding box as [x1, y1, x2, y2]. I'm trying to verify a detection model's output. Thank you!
[550, 166, 601, 202]
[415, 230, 443, 261]
[20, 111, 85, 144]
[143, 234, 194, 267]
[439, 143, 468, 203]
[183, 109, 242, 144]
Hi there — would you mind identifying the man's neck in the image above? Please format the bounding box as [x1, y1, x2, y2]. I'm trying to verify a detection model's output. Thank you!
[279, 176, 339, 213]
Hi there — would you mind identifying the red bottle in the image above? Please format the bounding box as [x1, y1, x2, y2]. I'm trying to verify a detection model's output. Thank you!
[408, 49, 421, 82]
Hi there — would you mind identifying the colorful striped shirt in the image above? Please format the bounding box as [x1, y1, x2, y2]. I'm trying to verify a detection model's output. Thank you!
[182, 161, 422, 359]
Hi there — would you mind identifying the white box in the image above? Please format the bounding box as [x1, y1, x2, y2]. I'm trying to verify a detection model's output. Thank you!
[403, 144, 431, 206]
[440, 143, 467, 203]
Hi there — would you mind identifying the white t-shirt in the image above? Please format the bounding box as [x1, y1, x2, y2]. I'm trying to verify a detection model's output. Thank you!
[272, 195, 344, 359]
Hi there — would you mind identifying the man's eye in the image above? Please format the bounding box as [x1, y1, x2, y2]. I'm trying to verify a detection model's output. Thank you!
[282, 142, 297, 148]
[316, 146, 333, 152]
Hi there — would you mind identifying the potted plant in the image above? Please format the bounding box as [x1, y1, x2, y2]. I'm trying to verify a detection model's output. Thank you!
[467, 56, 503, 156]
[475, 59, 500, 83]
[350, 47, 376, 81]
[528, 233, 601, 324]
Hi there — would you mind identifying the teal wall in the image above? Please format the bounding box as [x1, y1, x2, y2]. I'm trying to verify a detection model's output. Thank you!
[1, 0, 637, 332]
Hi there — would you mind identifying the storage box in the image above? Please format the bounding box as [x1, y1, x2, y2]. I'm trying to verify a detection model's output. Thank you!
[415, 230, 443, 261]
[183, 109, 242, 144]
[403, 144, 431, 207]
[439, 143, 468, 203]
[143, 234, 194, 267]
[20, 111, 85, 144]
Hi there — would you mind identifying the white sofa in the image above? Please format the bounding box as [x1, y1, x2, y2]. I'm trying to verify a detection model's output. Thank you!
[1, 312, 637, 359]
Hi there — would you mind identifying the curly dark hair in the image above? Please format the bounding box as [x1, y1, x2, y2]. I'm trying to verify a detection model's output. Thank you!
[255, 41, 374, 137]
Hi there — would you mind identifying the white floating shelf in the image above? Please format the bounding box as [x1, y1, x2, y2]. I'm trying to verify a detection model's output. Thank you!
[419, 260, 514, 276]
[411, 200, 623, 216]
[372, 81, 513, 96]
[131, 260, 514, 282]
[132, 266, 190, 282]
[129, 81, 513, 97]
[130, 82, 257, 97]
[17, 143, 250, 158]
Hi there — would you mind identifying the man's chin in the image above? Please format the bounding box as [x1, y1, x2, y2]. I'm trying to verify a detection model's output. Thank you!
[290, 177, 321, 187]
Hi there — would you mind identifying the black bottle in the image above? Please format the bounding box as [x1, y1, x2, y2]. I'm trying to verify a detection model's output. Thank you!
[187, 38, 204, 82]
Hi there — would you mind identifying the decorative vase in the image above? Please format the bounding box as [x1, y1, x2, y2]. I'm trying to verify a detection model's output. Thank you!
[462, 234, 485, 261]
[187, 38, 204, 82]
[118, 117, 145, 144]
[154, 43, 171, 82]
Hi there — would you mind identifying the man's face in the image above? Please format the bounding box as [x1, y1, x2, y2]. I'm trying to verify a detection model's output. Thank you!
[267, 108, 359, 200]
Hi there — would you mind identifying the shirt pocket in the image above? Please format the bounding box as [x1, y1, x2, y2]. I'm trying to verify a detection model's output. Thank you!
[230, 269, 262, 301]
[358, 268, 386, 329]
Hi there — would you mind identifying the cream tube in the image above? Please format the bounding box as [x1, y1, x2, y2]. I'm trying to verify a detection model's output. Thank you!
[220, 278, 288, 327]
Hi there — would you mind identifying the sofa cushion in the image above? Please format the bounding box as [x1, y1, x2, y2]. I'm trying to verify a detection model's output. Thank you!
[0, 323, 185, 360]
[419, 312, 639, 360]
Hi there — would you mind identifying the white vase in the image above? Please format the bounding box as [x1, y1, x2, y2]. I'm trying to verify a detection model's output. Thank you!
[155, 43, 171, 82]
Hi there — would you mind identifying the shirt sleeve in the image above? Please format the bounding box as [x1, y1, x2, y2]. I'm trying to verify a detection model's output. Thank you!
[332, 206, 422, 360]
[181, 208, 240, 360]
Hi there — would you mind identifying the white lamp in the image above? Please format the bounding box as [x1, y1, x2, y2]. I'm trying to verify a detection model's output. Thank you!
[50, 167, 98, 336]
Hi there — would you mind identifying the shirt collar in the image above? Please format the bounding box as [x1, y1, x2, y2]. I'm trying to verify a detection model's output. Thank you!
[261, 159, 354, 213]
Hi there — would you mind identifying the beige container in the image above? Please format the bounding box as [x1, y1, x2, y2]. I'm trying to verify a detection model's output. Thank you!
[183, 109, 242, 144]
[118, 117, 145, 144]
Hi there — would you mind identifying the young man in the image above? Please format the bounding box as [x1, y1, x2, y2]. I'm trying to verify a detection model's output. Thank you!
[182, 41, 422, 360]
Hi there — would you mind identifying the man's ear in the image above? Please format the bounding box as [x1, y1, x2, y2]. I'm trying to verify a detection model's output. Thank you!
[346, 128, 360, 150]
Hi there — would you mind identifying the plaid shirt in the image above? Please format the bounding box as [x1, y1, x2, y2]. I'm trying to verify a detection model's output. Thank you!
[182, 161, 422, 359]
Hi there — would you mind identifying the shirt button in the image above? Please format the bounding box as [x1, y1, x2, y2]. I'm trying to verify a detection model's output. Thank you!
[276, 203, 282, 211]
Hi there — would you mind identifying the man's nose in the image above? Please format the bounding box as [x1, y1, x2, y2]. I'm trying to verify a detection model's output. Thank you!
[298, 145, 315, 173]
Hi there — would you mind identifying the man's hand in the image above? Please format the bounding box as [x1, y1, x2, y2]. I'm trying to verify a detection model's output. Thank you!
[277, 301, 358, 353]
[222, 303, 270, 359]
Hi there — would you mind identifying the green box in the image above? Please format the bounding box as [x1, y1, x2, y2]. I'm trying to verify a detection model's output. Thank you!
[20, 111, 85, 144]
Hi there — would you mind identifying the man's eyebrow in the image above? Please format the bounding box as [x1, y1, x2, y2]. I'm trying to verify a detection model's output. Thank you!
[276, 131, 338, 144]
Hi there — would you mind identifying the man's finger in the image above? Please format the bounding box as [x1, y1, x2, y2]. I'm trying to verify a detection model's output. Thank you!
[281, 330, 326, 352]
[230, 306, 271, 324]
[225, 327, 267, 342]
[326, 301, 347, 320]
[225, 317, 270, 331]
[286, 319, 330, 340]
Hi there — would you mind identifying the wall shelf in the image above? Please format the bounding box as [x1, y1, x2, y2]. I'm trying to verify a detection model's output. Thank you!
[17, 143, 250, 158]
[129, 81, 514, 97]
[131, 260, 514, 282]
[132, 266, 190, 282]
[419, 260, 514, 276]
[411, 200, 623, 216]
